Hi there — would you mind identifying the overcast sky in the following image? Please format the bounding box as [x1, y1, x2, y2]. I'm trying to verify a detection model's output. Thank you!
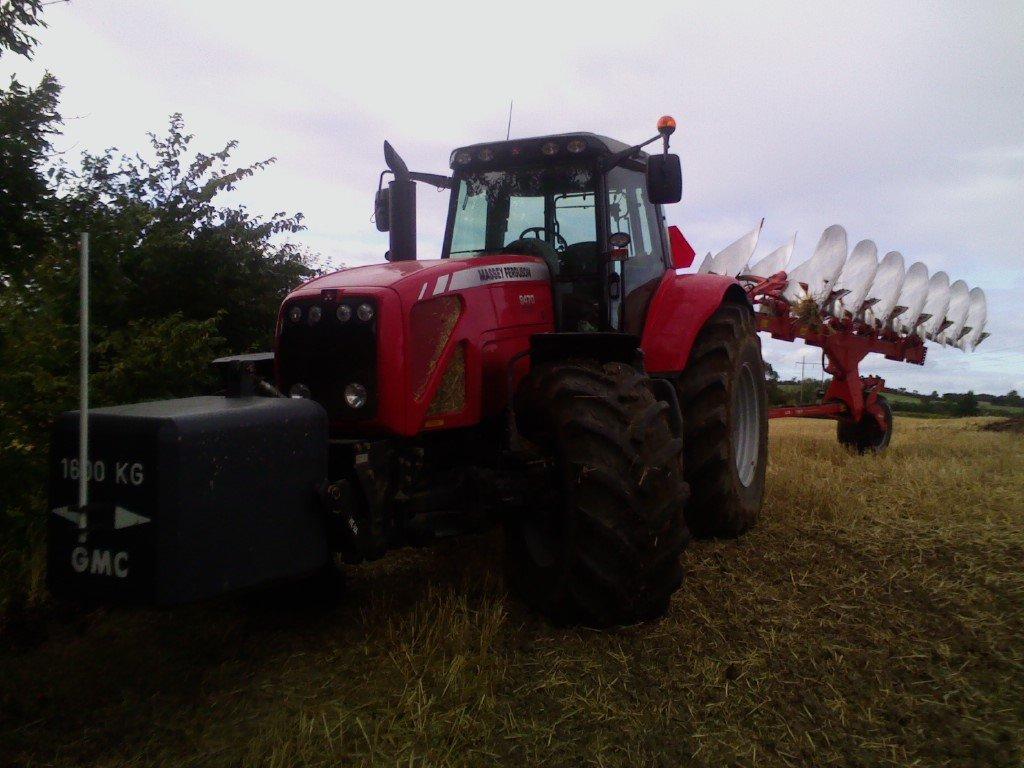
[7, 1, 1023, 393]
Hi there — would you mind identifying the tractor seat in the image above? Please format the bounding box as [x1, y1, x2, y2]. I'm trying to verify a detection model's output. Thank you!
[501, 238, 561, 279]
[560, 241, 601, 278]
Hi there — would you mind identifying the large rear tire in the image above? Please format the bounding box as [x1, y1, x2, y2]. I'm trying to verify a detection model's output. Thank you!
[674, 301, 768, 538]
[837, 395, 893, 453]
[506, 360, 690, 627]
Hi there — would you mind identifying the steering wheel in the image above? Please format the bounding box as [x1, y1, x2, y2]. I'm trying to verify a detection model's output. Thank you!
[518, 226, 568, 252]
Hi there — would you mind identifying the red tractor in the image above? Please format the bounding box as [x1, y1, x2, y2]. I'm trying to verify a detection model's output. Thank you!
[48, 118, 768, 626]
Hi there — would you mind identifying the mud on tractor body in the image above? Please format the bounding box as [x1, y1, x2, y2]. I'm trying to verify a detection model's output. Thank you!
[49, 119, 770, 626]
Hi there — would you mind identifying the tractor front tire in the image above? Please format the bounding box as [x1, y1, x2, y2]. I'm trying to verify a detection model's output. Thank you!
[506, 361, 690, 627]
[837, 395, 893, 453]
[675, 301, 768, 538]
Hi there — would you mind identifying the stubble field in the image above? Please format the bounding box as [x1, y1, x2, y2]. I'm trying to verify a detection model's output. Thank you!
[1, 417, 1022, 767]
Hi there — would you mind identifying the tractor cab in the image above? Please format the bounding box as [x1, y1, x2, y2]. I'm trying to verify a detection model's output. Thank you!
[378, 121, 683, 334]
[442, 129, 682, 334]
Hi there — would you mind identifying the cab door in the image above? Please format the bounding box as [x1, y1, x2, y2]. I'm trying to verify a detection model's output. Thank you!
[604, 165, 670, 334]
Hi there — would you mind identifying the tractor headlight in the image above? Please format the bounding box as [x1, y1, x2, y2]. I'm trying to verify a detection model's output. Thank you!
[344, 382, 368, 409]
[307, 305, 322, 324]
[356, 303, 375, 322]
[336, 304, 352, 323]
[288, 305, 302, 323]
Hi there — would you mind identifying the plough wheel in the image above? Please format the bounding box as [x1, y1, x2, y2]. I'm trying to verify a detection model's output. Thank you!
[506, 360, 690, 626]
[838, 395, 893, 453]
[675, 301, 768, 538]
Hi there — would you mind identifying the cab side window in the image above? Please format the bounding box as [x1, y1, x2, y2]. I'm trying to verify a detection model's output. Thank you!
[606, 166, 667, 293]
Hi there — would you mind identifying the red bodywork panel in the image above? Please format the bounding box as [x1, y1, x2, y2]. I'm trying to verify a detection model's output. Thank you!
[667, 225, 696, 270]
[276, 255, 554, 436]
[641, 271, 746, 374]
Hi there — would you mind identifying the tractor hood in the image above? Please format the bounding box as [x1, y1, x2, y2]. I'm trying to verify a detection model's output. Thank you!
[276, 253, 555, 436]
[285, 255, 550, 300]
[295, 259, 444, 292]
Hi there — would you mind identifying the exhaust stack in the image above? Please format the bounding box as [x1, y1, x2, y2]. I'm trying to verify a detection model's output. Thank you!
[383, 141, 416, 262]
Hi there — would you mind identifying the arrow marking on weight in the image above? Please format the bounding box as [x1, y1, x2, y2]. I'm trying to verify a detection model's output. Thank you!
[114, 506, 151, 529]
[51, 506, 149, 529]
[51, 506, 84, 525]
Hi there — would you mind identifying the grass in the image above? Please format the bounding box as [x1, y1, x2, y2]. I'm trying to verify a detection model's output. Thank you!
[1, 417, 1022, 767]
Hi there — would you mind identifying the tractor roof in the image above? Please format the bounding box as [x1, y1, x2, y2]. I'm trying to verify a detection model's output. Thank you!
[449, 132, 648, 171]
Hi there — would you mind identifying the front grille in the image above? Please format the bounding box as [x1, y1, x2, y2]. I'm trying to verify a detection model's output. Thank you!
[277, 297, 378, 419]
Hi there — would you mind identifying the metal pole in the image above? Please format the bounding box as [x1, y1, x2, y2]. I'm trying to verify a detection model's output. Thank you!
[79, 233, 89, 511]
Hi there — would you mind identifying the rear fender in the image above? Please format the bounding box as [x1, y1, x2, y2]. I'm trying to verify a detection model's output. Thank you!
[641, 272, 750, 374]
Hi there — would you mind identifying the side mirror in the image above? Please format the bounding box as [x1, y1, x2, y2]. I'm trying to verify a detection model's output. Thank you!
[374, 188, 390, 233]
[609, 231, 631, 249]
[607, 232, 631, 262]
[647, 153, 682, 205]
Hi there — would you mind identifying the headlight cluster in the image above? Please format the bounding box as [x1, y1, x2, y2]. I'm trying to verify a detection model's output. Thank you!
[344, 382, 368, 409]
[287, 301, 375, 325]
[292, 381, 365, 409]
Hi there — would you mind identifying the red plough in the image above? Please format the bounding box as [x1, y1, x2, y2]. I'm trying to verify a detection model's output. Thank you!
[696, 219, 990, 450]
[748, 273, 925, 433]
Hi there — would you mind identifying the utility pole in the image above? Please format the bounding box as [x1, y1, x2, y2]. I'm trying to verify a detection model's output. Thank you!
[799, 357, 807, 404]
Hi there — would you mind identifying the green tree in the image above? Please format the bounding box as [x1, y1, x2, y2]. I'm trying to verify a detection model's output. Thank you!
[0, 73, 61, 287]
[0, 0, 45, 60]
[763, 361, 787, 405]
[954, 391, 980, 417]
[0, 0, 63, 609]
[0, 109, 317, 611]
[1, 0, 60, 288]
[2, 114, 316, 500]
[53, 113, 314, 351]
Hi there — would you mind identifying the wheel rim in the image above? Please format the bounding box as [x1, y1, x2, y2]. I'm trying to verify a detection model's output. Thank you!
[733, 362, 761, 487]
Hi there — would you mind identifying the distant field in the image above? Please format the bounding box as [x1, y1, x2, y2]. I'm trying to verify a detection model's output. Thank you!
[884, 391, 1024, 415]
[2, 417, 1022, 767]
[776, 383, 1024, 416]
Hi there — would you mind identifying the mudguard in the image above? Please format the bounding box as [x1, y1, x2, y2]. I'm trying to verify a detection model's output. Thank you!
[641, 272, 750, 375]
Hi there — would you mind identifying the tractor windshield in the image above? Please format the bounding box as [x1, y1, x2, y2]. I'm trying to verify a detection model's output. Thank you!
[446, 164, 598, 260]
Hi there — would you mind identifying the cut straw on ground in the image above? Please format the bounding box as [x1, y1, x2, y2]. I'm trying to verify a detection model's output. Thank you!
[1, 417, 1021, 767]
